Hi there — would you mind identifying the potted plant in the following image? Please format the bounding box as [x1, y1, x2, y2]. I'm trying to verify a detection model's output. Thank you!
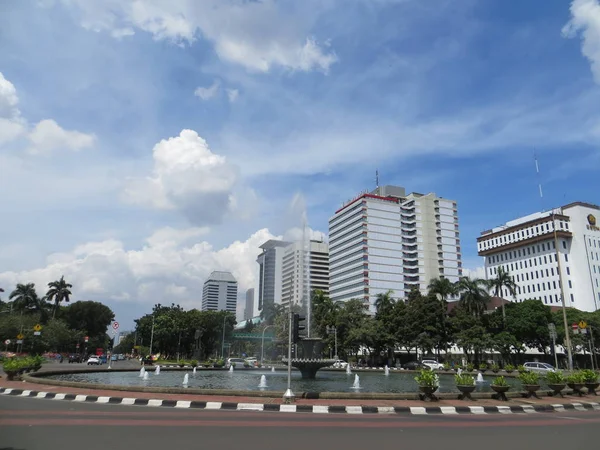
[443, 362, 451, 371]
[491, 364, 500, 374]
[2, 358, 22, 381]
[466, 363, 474, 373]
[546, 370, 567, 397]
[519, 371, 541, 398]
[479, 363, 488, 373]
[214, 359, 225, 368]
[491, 376, 510, 401]
[455, 373, 476, 401]
[31, 356, 44, 372]
[190, 359, 198, 368]
[453, 364, 463, 373]
[504, 364, 515, 374]
[581, 369, 599, 396]
[415, 369, 439, 402]
[517, 364, 527, 374]
[567, 371, 587, 397]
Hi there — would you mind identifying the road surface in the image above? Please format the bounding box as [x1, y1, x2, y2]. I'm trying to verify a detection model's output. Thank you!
[1, 395, 598, 450]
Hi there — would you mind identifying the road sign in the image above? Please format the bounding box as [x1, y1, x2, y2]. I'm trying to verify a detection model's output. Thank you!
[33, 331, 41, 336]
[16, 339, 23, 344]
[579, 321, 587, 329]
[16, 333, 24, 340]
[84, 336, 89, 343]
[572, 323, 579, 330]
[33, 324, 42, 332]
[112, 322, 119, 330]
[4, 339, 10, 345]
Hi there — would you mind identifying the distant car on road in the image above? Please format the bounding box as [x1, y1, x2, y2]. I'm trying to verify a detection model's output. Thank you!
[523, 362, 555, 374]
[421, 360, 444, 370]
[332, 360, 348, 369]
[87, 355, 100, 365]
[402, 361, 426, 370]
[227, 358, 248, 368]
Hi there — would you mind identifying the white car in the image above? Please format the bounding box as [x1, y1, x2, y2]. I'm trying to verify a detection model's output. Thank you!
[523, 362, 555, 374]
[332, 360, 348, 369]
[421, 360, 444, 370]
[87, 355, 100, 365]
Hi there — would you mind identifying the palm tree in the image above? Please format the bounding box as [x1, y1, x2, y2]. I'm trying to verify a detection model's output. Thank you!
[9, 283, 42, 311]
[455, 277, 490, 318]
[46, 276, 73, 318]
[486, 267, 518, 326]
[374, 290, 395, 318]
[428, 277, 457, 304]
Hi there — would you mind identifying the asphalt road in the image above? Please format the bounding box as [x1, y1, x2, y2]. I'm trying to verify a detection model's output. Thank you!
[1, 395, 599, 450]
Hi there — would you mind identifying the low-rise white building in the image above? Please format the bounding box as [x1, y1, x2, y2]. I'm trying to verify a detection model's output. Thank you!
[477, 202, 600, 312]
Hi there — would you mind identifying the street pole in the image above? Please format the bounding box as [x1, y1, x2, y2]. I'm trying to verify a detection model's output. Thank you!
[283, 309, 295, 403]
[334, 327, 338, 360]
[149, 315, 155, 358]
[551, 211, 574, 371]
[221, 315, 227, 359]
[261, 325, 274, 366]
[588, 325, 596, 370]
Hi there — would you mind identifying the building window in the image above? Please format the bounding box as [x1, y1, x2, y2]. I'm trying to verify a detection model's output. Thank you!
[528, 286, 531, 293]
[520, 261, 523, 269]
[566, 267, 570, 275]
[564, 254, 568, 262]
[544, 296, 547, 304]
[551, 267, 555, 276]
[527, 248, 531, 255]
[570, 293, 574, 303]
[546, 269, 549, 277]
[562, 241, 567, 249]
[544, 256, 547, 264]
[568, 280, 572, 289]
[553, 281, 557, 289]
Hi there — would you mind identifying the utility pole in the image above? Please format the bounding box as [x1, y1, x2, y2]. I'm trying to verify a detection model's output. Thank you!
[283, 309, 295, 403]
[149, 315, 155, 358]
[548, 323, 558, 369]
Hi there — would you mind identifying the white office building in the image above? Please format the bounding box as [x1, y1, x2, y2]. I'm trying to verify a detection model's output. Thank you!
[244, 288, 255, 321]
[201, 271, 238, 313]
[281, 239, 329, 309]
[477, 202, 600, 312]
[329, 185, 462, 313]
[256, 240, 290, 311]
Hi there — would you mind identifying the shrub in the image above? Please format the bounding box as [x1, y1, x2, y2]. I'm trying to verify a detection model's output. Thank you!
[580, 369, 599, 383]
[479, 363, 488, 371]
[492, 376, 508, 387]
[546, 370, 565, 384]
[466, 363, 474, 372]
[455, 373, 475, 386]
[443, 362, 451, 371]
[190, 360, 198, 368]
[517, 365, 527, 374]
[491, 364, 500, 373]
[518, 371, 540, 385]
[567, 371, 587, 384]
[504, 364, 515, 373]
[415, 369, 439, 388]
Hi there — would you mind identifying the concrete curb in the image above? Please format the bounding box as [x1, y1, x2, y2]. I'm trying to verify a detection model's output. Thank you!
[2, 387, 599, 415]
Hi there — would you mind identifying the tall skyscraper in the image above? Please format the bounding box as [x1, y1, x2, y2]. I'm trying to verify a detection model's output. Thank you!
[256, 240, 291, 311]
[281, 239, 329, 310]
[201, 271, 238, 313]
[244, 288, 255, 321]
[477, 202, 600, 312]
[329, 185, 462, 313]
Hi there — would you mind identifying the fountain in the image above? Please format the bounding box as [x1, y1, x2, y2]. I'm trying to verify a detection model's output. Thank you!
[351, 374, 361, 390]
[476, 373, 485, 383]
[139, 367, 145, 378]
[229, 365, 234, 373]
[258, 375, 268, 389]
[271, 367, 275, 373]
[183, 374, 189, 385]
[346, 364, 352, 375]
[143, 372, 149, 381]
[155, 365, 160, 375]
[384, 365, 390, 376]
[192, 366, 197, 375]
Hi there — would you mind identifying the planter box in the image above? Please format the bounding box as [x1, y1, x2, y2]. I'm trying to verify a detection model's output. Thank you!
[457, 385, 476, 401]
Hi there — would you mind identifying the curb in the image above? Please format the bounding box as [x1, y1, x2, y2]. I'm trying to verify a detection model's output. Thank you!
[2, 387, 599, 415]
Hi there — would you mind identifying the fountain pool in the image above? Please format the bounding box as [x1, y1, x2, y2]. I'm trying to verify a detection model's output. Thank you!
[42, 370, 519, 394]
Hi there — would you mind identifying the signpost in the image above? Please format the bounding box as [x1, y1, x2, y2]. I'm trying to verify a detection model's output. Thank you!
[112, 322, 119, 330]
[4, 339, 10, 351]
[548, 323, 558, 369]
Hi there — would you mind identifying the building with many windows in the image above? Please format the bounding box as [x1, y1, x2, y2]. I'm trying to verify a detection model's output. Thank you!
[256, 240, 291, 311]
[244, 288, 255, 320]
[328, 185, 462, 313]
[477, 202, 600, 312]
[281, 239, 329, 310]
[201, 271, 238, 313]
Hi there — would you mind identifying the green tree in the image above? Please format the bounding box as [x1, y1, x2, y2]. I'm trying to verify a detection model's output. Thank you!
[428, 277, 457, 305]
[374, 290, 397, 365]
[486, 267, 518, 326]
[260, 303, 285, 326]
[455, 277, 490, 318]
[9, 283, 50, 322]
[45, 276, 73, 318]
[63, 301, 115, 341]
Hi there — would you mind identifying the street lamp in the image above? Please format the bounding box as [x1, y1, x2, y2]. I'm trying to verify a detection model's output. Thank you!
[148, 315, 155, 359]
[326, 325, 337, 359]
[221, 315, 227, 359]
[261, 325, 275, 366]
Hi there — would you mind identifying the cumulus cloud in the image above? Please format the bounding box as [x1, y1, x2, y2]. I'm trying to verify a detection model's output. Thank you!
[226, 88, 239, 103]
[563, 0, 600, 83]
[53, 0, 337, 73]
[194, 80, 220, 100]
[0, 71, 95, 152]
[0, 227, 278, 310]
[122, 129, 239, 225]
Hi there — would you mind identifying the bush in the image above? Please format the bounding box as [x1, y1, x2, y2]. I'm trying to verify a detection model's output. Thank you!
[455, 373, 475, 386]
[414, 369, 439, 388]
[546, 370, 565, 384]
[504, 364, 515, 373]
[517, 365, 526, 374]
[518, 371, 540, 385]
[567, 371, 587, 384]
[443, 362, 451, 371]
[580, 369, 599, 383]
[466, 363, 474, 372]
[491, 364, 500, 373]
[479, 363, 488, 371]
[492, 376, 508, 387]
[190, 359, 198, 368]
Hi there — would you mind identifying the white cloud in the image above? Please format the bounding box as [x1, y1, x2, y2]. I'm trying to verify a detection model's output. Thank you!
[563, 0, 600, 83]
[122, 129, 239, 225]
[28, 119, 96, 154]
[0, 72, 26, 144]
[54, 0, 337, 73]
[226, 88, 239, 103]
[0, 227, 278, 310]
[194, 80, 220, 100]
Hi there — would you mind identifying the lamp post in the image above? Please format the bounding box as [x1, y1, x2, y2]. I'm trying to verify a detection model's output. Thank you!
[261, 325, 275, 366]
[148, 315, 155, 359]
[221, 315, 227, 359]
[326, 325, 337, 359]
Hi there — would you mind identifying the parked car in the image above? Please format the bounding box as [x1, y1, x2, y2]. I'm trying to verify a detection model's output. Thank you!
[227, 358, 248, 368]
[68, 354, 83, 364]
[87, 355, 100, 365]
[332, 360, 348, 369]
[245, 357, 259, 367]
[402, 361, 426, 370]
[421, 360, 444, 370]
[523, 362, 555, 374]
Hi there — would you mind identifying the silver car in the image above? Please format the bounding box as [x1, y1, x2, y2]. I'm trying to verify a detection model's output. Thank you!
[523, 362, 555, 374]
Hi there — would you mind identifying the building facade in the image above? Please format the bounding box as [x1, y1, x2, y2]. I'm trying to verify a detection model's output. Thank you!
[281, 239, 330, 309]
[328, 185, 462, 313]
[244, 288, 255, 321]
[256, 240, 291, 311]
[201, 271, 238, 313]
[477, 202, 600, 312]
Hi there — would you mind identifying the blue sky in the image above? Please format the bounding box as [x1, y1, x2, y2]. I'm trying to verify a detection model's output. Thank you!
[1, 0, 599, 329]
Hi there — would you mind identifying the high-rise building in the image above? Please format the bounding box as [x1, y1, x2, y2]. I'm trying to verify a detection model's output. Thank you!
[244, 288, 255, 320]
[256, 240, 291, 311]
[329, 185, 462, 313]
[477, 202, 600, 312]
[202, 271, 238, 313]
[281, 239, 329, 310]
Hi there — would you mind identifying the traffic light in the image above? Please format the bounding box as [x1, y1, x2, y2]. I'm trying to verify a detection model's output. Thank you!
[292, 314, 305, 344]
